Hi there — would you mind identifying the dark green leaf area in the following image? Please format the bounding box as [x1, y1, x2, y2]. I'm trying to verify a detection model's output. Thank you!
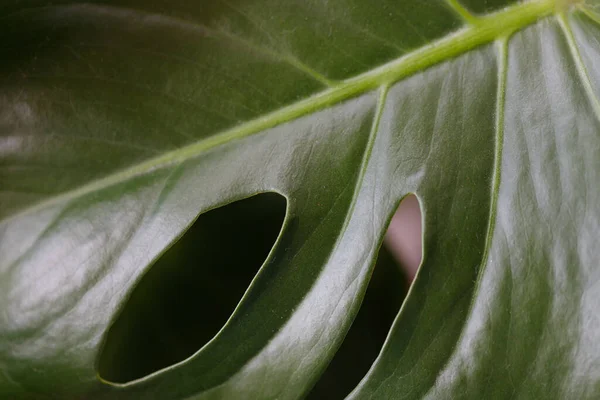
[308, 244, 408, 400]
[98, 192, 286, 384]
[0, 0, 461, 219]
[459, 0, 519, 14]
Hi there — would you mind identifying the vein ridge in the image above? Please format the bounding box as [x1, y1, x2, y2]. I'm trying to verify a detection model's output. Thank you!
[423, 37, 509, 395]
[444, 0, 480, 25]
[557, 12, 600, 123]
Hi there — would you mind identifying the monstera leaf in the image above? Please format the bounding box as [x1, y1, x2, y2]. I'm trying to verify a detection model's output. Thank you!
[2, 0, 600, 398]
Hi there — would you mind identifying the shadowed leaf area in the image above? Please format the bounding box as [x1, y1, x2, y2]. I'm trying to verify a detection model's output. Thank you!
[307, 245, 408, 399]
[308, 195, 420, 399]
[98, 193, 286, 383]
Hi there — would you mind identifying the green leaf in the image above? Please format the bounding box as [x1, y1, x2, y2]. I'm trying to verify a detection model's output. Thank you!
[2, 0, 600, 398]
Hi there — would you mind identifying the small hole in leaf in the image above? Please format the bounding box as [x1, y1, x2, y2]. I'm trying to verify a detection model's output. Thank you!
[307, 194, 422, 399]
[383, 194, 423, 283]
[97, 192, 286, 384]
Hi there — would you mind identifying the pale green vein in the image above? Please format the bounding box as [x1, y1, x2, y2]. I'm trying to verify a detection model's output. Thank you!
[579, 5, 600, 25]
[480, 36, 509, 300]
[426, 37, 509, 392]
[213, 27, 337, 88]
[557, 12, 600, 122]
[3, 0, 562, 223]
[287, 86, 389, 385]
[445, 0, 480, 25]
[278, 55, 338, 88]
[215, 0, 337, 87]
[339, 84, 389, 238]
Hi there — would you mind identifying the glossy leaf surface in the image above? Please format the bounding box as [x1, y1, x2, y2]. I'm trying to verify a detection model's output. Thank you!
[1, 0, 600, 398]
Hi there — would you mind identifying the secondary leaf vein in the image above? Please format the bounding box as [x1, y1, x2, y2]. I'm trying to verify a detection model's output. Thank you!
[557, 12, 600, 123]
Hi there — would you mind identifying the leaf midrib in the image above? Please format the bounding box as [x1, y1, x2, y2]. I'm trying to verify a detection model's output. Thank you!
[3, 0, 570, 223]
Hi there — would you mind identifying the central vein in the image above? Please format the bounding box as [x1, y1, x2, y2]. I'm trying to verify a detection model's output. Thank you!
[9, 0, 567, 221]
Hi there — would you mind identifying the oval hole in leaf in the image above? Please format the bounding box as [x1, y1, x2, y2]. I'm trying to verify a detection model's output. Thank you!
[307, 194, 422, 399]
[97, 192, 287, 384]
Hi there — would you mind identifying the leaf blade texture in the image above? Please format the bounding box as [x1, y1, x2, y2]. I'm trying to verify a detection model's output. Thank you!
[1, 0, 600, 398]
